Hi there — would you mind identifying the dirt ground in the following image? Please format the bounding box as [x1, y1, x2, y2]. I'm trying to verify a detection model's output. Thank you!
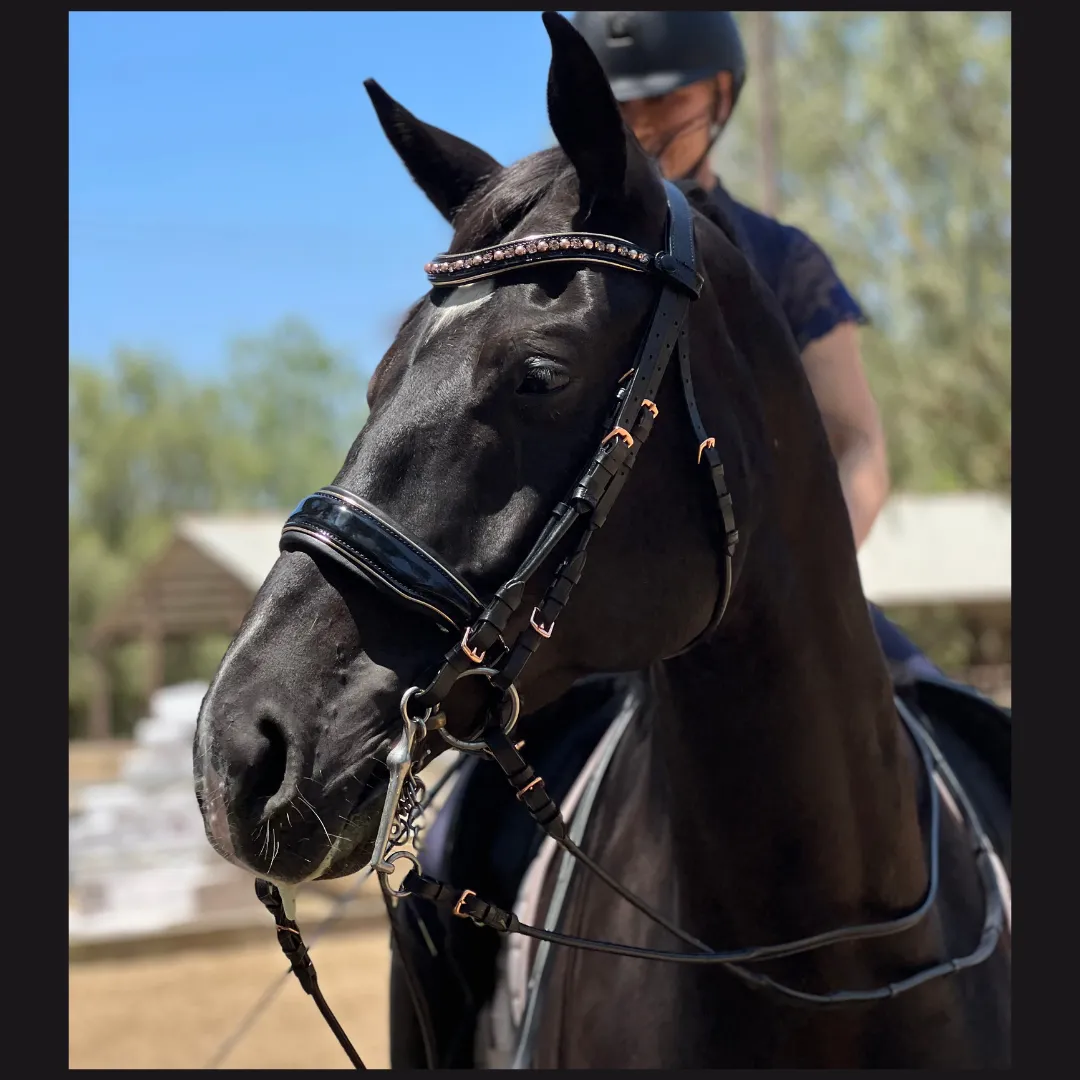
[69, 921, 393, 1069]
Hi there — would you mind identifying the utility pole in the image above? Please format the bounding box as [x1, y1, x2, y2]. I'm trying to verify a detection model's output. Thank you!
[751, 11, 781, 216]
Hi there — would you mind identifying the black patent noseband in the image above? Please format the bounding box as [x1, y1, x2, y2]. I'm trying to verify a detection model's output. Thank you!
[281, 180, 737, 729]
[283, 487, 482, 633]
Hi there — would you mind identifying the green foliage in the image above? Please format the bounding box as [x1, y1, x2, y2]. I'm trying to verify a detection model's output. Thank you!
[69, 318, 367, 735]
[719, 12, 1011, 495]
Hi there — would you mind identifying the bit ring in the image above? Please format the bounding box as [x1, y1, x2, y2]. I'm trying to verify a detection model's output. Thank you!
[381, 850, 422, 898]
[438, 667, 521, 754]
[400, 685, 435, 727]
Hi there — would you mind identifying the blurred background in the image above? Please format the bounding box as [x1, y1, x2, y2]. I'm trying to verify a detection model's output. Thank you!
[68, 11, 1011, 1069]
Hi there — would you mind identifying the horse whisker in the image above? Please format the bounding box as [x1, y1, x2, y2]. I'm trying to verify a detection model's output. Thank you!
[298, 792, 335, 848]
[267, 829, 280, 874]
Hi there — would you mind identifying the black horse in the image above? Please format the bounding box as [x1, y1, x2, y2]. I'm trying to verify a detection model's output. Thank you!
[193, 13, 1010, 1068]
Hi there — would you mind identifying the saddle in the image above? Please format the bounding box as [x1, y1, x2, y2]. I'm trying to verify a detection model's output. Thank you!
[897, 671, 1011, 872]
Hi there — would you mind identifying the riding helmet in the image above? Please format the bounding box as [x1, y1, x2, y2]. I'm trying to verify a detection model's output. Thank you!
[571, 11, 747, 107]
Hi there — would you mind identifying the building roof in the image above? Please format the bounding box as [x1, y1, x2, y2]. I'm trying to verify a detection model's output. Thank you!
[175, 513, 287, 592]
[88, 513, 285, 646]
[856, 491, 1011, 606]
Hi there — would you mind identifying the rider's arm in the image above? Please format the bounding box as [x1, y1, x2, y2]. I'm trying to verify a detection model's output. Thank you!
[800, 322, 890, 550]
[773, 225, 889, 549]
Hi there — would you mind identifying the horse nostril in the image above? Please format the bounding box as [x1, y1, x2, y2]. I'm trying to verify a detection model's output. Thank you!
[247, 715, 292, 812]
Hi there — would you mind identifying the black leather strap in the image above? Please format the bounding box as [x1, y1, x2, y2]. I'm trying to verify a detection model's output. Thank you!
[405, 870, 519, 935]
[677, 329, 738, 557]
[483, 725, 568, 839]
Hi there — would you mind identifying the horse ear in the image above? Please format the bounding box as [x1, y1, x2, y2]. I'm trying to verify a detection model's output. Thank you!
[364, 79, 503, 224]
[541, 11, 660, 223]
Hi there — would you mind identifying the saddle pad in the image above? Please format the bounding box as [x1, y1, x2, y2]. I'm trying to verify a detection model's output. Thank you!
[475, 711, 628, 1066]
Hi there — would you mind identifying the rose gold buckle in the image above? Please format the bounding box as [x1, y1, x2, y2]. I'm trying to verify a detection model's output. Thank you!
[697, 437, 716, 464]
[452, 889, 476, 918]
[529, 606, 554, 639]
[516, 776, 544, 801]
[641, 399, 658, 419]
[601, 426, 634, 449]
[461, 628, 485, 664]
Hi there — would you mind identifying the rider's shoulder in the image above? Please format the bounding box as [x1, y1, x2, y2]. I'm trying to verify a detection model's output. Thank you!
[723, 194, 823, 262]
[709, 184, 866, 348]
[706, 184, 821, 277]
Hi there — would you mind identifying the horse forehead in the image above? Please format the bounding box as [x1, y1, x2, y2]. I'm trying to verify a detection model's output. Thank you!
[417, 268, 601, 352]
[418, 278, 497, 348]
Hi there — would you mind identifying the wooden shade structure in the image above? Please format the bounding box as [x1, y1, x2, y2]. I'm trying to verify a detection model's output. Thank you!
[85, 514, 284, 739]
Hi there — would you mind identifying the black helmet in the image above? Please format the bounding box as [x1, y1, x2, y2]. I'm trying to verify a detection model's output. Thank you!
[572, 11, 747, 107]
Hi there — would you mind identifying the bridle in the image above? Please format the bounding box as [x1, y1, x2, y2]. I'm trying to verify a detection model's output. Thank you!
[255, 180, 1005, 1068]
[280, 179, 735, 735]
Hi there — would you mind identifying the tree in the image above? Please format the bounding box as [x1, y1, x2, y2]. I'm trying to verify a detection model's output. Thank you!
[222, 318, 369, 509]
[717, 12, 1011, 495]
[69, 318, 368, 735]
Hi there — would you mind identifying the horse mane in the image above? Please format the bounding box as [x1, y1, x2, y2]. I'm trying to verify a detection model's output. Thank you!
[674, 179, 744, 253]
[450, 148, 578, 253]
[450, 149, 746, 267]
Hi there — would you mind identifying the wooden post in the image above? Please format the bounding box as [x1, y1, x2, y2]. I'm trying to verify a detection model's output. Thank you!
[752, 11, 781, 216]
[86, 646, 112, 741]
[143, 585, 166, 708]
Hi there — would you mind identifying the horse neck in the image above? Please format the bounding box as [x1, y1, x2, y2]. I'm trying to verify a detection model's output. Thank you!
[650, 505, 931, 957]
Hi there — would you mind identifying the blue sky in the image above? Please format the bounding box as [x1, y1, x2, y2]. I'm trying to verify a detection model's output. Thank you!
[69, 11, 571, 378]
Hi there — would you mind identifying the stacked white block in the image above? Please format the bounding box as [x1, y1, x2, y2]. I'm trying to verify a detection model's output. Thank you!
[69, 682, 257, 942]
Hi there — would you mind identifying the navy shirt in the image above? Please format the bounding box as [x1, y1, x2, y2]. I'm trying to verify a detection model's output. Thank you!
[709, 182, 868, 351]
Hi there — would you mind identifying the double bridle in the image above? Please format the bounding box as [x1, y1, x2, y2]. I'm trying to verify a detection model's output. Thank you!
[280, 181, 735, 736]
[255, 181, 1005, 1069]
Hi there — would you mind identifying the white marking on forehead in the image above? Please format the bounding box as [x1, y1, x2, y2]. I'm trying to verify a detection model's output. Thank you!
[422, 278, 495, 344]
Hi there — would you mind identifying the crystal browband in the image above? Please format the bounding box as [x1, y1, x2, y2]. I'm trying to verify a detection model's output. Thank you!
[424, 232, 653, 287]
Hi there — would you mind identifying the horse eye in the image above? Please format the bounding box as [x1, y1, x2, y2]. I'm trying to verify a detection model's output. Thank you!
[517, 359, 571, 395]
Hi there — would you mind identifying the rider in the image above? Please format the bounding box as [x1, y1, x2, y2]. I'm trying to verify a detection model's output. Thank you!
[572, 10, 935, 680]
